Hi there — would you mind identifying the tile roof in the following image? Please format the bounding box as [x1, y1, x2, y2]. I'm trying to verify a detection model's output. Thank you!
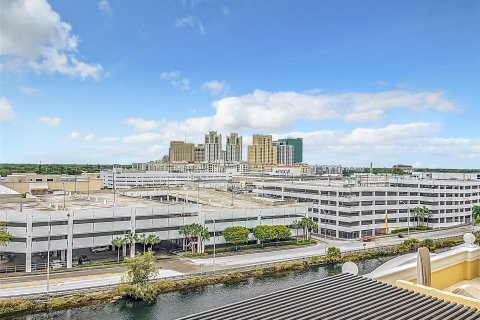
[178, 273, 480, 320]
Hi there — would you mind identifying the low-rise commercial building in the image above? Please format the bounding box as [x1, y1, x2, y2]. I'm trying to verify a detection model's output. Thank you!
[0, 174, 102, 195]
[254, 177, 480, 239]
[1, 204, 307, 272]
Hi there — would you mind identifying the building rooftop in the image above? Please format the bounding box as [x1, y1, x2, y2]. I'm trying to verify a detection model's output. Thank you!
[179, 273, 480, 320]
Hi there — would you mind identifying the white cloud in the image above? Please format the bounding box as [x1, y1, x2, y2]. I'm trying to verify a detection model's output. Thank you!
[198, 21, 205, 35]
[146, 145, 163, 154]
[0, 98, 15, 122]
[68, 131, 80, 139]
[1, 0, 102, 79]
[202, 80, 229, 95]
[122, 133, 165, 144]
[98, 136, 119, 142]
[160, 70, 180, 80]
[160, 70, 190, 90]
[207, 89, 458, 131]
[174, 16, 205, 35]
[97, 0, 112, 15]
[38, 115, 61, 126]
[175, 16, 195, 28]
[19, 86, 39, 95]
[124, 118, 159, 131]
[84, 134, 96, 141]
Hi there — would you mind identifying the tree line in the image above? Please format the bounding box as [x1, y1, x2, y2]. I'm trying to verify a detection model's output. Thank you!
[178, 217, 318, 253]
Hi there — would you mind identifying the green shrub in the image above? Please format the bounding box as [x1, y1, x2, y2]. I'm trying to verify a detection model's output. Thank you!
[325, 247, 342, 263]
[421, 238, 436, 251]
[401, 238, 421, 251]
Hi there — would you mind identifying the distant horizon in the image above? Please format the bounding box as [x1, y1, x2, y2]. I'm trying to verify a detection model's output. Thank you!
[0, 163, 479, 171]
[1, 1, 479, 167]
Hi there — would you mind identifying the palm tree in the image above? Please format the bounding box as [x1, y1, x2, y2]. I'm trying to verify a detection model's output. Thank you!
[412, 207, 422, 227]
[179, 225, 192, 252]
[123, 231, 138, 257]
[199, 226, 210, 253]
[111, 237, 124, 261]
[189, 223, 204, 253]
[423, 207, 433, 227]
[138, 233, 147, 253]
[298, 217, 318, 241]
[146, 234, 160, 251]
[291, 220, 301, 242]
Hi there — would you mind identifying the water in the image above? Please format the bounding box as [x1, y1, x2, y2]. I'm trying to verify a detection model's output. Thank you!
[18, 257, 389, 320]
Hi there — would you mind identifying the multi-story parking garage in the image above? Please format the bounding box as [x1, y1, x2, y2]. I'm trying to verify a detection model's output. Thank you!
[253, 177, 480, 239]
[1, 203, 307, 272]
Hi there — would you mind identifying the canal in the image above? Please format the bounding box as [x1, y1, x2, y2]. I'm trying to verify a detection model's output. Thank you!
[19, 257, 390, 320]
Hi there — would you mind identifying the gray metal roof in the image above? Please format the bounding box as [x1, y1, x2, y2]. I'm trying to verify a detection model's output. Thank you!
[177, 273, 480, 320]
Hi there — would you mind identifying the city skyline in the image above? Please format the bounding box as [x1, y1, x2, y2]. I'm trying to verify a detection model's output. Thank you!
[1, 0, 479, 168]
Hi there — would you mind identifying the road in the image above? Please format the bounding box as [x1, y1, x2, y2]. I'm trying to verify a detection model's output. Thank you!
[0, 225, 474, 297]
[0, 269, 183, 298]
[190, 225, 476, 268]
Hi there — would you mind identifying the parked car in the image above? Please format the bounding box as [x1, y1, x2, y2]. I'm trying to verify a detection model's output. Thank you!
[361, 236, 375, 242]
[91, 246, 110, 253]
[50, 259, 63, 269]
[397, 233, 404, 238]
[78, 255, 91, 265]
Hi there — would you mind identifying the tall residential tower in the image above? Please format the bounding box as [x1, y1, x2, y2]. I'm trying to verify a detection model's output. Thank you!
[226, 133, 243, 162]
[204, 131, 222, 162]
[278, 138, 303, 163]
[247, 134, 277, 165]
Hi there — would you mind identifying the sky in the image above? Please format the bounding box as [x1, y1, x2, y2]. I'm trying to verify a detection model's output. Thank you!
[0, 0, 479, 168]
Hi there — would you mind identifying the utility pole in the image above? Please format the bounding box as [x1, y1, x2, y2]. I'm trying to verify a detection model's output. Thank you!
[46, 213, 51, 300]
[113, 167, 116, 207]
[62, 182, 66, 210]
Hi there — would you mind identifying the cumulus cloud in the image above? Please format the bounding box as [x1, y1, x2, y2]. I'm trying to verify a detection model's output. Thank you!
[275, 123, 480, 162]
[207, 89, 458, 131]
[175, 16, 195, 27]
[202, 80, 229, 95]
[160, 70, 190, 90]
[68, 131, 80, 139]
[124, 118, 160, 131]
[0, 98, 15, 122]
[19, 86, 39, 95]
[122, 132, 165, 144]
[38, 115, 61, 126]
[97, 0, 112, 15]
[84, 134, 96, 141]
[98, 136, 119, 142]
[1, 0, 102, 79]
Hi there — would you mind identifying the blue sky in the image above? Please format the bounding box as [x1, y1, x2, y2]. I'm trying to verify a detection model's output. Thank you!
[0, 0, 479, 168]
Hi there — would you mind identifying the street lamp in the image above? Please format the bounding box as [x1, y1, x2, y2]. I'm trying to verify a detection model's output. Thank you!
[46, 212, 51, 299]
[212, 218, 216, 273]
[62, 182, 66, 210]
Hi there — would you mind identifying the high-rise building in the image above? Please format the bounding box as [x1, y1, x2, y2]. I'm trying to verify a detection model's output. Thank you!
[278, 138, 303, 163]
[226, 133, 242, 162]
[247, 134, 277, 164]
[275, 142, 294, 165]
[194, 144, 205, 162]
[204, 131, 222, 162]
[169, 141, 194, 162]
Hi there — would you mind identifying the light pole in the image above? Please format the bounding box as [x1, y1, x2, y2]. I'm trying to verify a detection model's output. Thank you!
[62, 182, 66, 210]
[212, 218, 216, 273]
[46, 213, 51, 299]
[400, 200, 410, 238]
